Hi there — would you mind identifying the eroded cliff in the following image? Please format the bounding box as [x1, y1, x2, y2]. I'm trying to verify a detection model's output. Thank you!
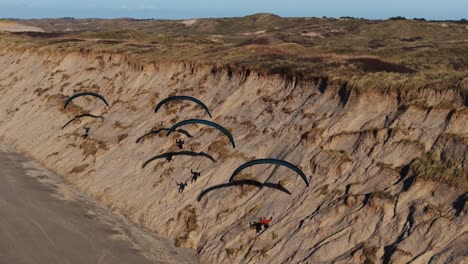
[0, 48, 466, 263]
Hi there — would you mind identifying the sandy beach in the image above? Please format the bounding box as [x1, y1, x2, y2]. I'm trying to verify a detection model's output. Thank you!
[0, 145, 196, 264]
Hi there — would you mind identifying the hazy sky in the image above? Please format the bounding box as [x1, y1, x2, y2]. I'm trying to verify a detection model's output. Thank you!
[0, 0, 466, 20]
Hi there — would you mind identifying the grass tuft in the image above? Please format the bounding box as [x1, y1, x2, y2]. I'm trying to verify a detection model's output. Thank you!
[411, 152, 468, 190]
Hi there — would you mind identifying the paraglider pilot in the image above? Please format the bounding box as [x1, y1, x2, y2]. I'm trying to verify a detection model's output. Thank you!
[250, 217, 273, 233]
[166, 154, 173, 162]
[177, 182, 188, 193]
[250, 221, 263, 233]
[83, 126, 90, 139]
[176, 139, 185, 150]
[191, 169, 201, 183]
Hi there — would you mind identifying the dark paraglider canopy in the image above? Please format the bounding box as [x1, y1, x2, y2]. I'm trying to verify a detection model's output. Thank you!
[166, 119, 235, 148]
[64, 92, 109, 109]
[154, 96, 212, 118]
[229, 159, 309, 187]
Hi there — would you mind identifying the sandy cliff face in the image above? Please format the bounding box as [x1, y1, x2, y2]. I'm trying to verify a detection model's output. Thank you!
[0, 48, 466, 263]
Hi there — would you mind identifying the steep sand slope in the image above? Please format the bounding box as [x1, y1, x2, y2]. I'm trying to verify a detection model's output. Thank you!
[0, 49, 466, 263]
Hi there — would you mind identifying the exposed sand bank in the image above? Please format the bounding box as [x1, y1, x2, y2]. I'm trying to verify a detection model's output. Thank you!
[0, 48, 466, 263]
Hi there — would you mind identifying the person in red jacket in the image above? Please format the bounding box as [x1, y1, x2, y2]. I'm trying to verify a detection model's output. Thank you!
[250, 217, 273, 233]
[259, 217, 273, 229]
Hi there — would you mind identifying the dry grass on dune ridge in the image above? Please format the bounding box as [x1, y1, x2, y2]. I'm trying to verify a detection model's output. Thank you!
[1, 14, 467, 92]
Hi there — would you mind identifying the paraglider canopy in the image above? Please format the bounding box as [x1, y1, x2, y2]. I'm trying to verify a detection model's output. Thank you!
[64, 92, 109, 109]
[229, 158, 309, 187]
[154, 96, 212, 118]
[167, 119, 235, 148]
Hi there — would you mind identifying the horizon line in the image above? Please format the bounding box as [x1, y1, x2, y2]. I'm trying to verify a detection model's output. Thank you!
[1, 13, 466, 21]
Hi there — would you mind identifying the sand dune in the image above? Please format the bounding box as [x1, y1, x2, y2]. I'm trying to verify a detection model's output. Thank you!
[0, 21, 44, 32]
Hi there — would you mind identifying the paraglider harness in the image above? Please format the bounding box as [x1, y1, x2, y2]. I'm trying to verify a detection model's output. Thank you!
[176, 139, 185, 149]
[83, 126, 90, 139]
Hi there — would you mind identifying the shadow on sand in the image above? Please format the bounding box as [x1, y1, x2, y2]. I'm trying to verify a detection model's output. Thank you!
[136, 128, 193, 143]
[142, 151, 217, 168]
[197, 179, 291, 201]
[62, 114, 104, 129]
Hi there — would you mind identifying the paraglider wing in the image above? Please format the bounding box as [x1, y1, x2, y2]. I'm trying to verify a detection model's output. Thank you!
[154, 96, 212, 118]
[64, 92, 109, 109]
[229, 159, 309, 187]
[167, 119, 235, 148]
